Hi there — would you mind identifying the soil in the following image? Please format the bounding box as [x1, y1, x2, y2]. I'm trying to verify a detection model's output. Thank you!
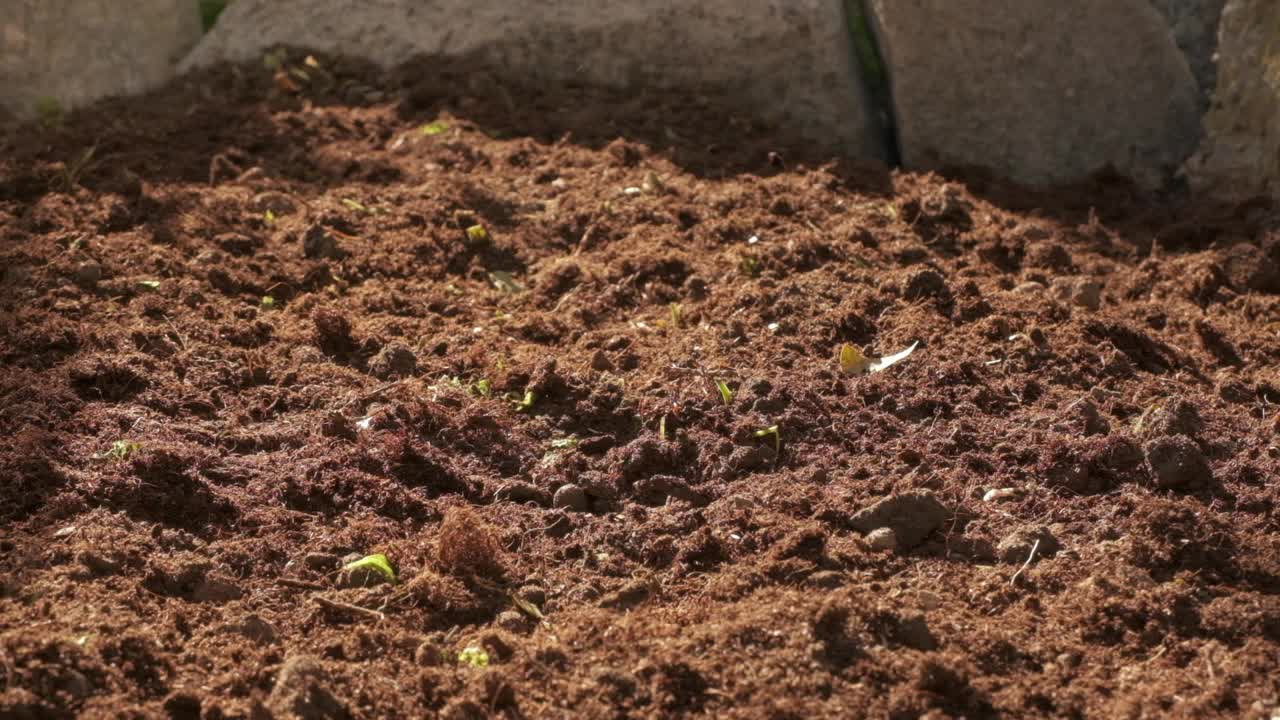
[2, 51, 1279, 719]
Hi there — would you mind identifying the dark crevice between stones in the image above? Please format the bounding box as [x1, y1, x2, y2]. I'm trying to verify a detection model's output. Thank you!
[845, 0, 901, 167]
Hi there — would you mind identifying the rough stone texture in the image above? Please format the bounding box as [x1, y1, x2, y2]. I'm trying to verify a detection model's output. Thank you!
[868, 0, 1202, 189]
[1184, 0, 1280, 200]
[180, 0, 886, 161]
[1149, 0, 1228, 106]
[0, 0, 201, 119]
[268, 655, 349, 720]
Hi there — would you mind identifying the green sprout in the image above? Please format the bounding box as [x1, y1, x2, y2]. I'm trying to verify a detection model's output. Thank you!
[100, 440, 140, 462]
[659, 414, 668, 441]
[473, 379, 492, 398]
[458, 646, 490, 668]
[754, 424, 781, 453]
[420, 120, 449, 136]
[341, 554, 397, 584]
[341, 198, 370, 214]
[669, 303, 684, 328]
[514, 390, 537, 413]
[137, 280, 161, 291]
[715, 379, 733, 406]
[260, 295, 276, 309]
[466, 225, 490, 243]
[550, 437, 579, 450]
[264, 209, 278, 226]
[739, 255, 761, 278]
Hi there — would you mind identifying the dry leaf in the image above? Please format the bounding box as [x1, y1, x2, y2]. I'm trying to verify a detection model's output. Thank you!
[839, 341, 919, 375]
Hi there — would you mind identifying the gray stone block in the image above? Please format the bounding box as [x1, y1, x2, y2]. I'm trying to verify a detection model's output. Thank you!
[180, 0, 888, 161]
[868, 0, 1203, 189]
[1183, 0, 1280, 200]
[0, 0, 201, 119]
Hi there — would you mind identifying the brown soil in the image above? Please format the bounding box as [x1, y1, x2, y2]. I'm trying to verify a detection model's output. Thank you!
[2, 52, 1279, 720]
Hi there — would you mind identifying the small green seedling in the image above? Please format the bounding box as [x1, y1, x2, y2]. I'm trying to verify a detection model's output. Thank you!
[514, 389, 537, 412]
[137, 280, 161, 291]
[420, 120, 449, 136]
[754, 424, 781, 453]
[458, 646, 490, 668]
[466, 225, 490, 243]
[341, 554, 397, 584]
[260, 295, 276, 309]
[659, 414, 668, 441]
[715, 379, 733, 405]
[512, 595, 545, 621]
[473, 378, 492, 398]
[101, 440, 140, 462]
[739, 256, 761, 278]
[341, 198, 370, 214]
[669, 303, 684, 328]
[57, 146, 98, 190]
[550, 437, 579, 450]
[264, 209, 278, 226]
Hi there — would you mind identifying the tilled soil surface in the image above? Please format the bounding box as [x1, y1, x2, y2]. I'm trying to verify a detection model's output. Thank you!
[2, 53, 1279, 720]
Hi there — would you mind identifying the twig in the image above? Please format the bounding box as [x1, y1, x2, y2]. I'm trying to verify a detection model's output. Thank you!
[278, 578, 326, 591]
[313, 596, 385, 621]
[1010, 539, 1041, 586]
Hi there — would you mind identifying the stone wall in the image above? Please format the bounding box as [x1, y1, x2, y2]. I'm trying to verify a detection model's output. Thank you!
[1, 0, 1274, 200]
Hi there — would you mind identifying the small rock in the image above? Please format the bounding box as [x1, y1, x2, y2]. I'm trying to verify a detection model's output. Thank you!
[997, 526, 1061, 564]
[303, 552, 340, 572]
[302, 224, 345, 260]
[191, 575, 243, 603]
[894, 613, 937, 650]
[552, 484, 588, 512]
[849, 491, 949, 549]
[234, 614, 278, 644]
[1144, 435, 1213, 490]
[982, 487, 1023, 502]
[1053, 276, 1102, 310]
[78, 551, 121, 575]
[865, 527, 898, 551]
[369, 343, 417, 379]
[1013, 280, 1046, 294]
[59, 670, 93, 700]
[496, 610, 530, 632]
[75, 261, 102, 285]
[269, 655, 348, 720]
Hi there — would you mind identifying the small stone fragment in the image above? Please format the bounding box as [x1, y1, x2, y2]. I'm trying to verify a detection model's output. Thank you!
[865, 527, 898, 551]
[996, 526, 1061, 564]
[303, 552, 340, 572]
[552, 484, 588, 512]
[75, 261, 102, 285]
[235, 614, 279, 644]
[303, 224, 344, 259]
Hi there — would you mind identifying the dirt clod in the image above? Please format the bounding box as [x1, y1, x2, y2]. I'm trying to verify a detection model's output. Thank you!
[268, 656, 349, 720]
[1144, 435, 1213, 490]
[552, 483, 588, 512]
[849, 491, 949, 549]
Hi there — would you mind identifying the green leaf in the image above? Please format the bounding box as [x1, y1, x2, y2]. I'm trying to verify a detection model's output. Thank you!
[260, 296, 275, 309]
[341, 553, 397, 584]
[669, 303, 684, 328]
[458, 646, 490, 668]
[715, 379, 733, 406]
[739, 256, 761, 278]
[100, 439, 140, 462]
[264, 209, 278, 226]
[514, 390, 537, 413]
[550, 437, 579, 450]
[754, 424, 781, 453]
[466, 225, 490, 243]
[420, 120, 450, 136]
[473, 379, 492, 398]
[341, 198, 369, 213]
